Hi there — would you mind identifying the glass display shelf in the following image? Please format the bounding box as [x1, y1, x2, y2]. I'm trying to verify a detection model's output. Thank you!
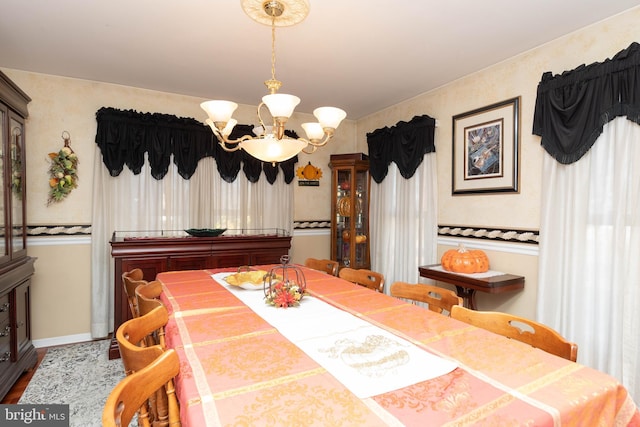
[111, 228, 289, 242]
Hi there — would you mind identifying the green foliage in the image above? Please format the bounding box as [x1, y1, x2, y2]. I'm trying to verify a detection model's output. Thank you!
[48, 146, 78, 205]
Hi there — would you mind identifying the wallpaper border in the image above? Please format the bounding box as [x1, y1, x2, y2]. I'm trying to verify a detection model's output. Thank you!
[438, 224, 539, 244]
[27, 225, 92, 236]
[25, 223, 539, 245]
[293, 220, 331, 230]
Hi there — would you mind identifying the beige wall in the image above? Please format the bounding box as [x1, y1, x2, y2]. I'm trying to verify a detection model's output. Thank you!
[355, 7, 639, 317]
[27, 240, 92, 343]
[3, 6, 639, 345]
[290, 232, 331, 265]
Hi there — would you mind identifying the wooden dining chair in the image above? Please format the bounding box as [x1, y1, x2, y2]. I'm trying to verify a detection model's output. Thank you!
[103, 349, 181, 427]
[450, 305, 578, 362]
[116, 305, 175, 426]
[304, 257, 339, 276]
[338, 267, 385, 293]
[136, 279, 163, 300]
[390, 282, 462, 315]
[117, 305, 169, 370]
[136, 290, 167, 348]
[122, 268, 146, 318]
[136, 281, 164, 316]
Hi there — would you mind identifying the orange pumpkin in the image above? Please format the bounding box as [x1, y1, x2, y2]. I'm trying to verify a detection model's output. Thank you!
[441, 244, 489, 274]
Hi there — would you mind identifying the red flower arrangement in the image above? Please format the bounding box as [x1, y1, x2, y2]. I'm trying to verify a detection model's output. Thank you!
[265, 280, 305, 308]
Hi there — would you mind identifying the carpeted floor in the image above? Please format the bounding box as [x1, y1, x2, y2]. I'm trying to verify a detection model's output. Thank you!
[19, 339, 126, 427]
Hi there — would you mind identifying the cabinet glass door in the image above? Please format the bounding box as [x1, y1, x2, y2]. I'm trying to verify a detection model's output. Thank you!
[353, 169, 368, 268]
[9, 115, 25, 258]
[335, 169, 352, 266]
[0, 108, 6, 261]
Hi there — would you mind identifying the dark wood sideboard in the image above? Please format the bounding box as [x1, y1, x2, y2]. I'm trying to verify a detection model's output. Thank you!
[109, 230, 292, 359]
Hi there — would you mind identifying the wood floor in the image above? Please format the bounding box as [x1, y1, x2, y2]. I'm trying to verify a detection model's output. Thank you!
[0, 347, 47, 404]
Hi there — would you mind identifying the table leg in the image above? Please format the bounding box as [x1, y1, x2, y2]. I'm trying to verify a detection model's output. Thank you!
[455, 286, 477, 310]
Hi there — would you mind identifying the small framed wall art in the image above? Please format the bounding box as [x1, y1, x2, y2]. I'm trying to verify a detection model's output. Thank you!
[452, 97, 520, 195]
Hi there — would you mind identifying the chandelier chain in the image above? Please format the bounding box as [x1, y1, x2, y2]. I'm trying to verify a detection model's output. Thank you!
[271, 16, 277, 82]
[264, 14, 282, 94]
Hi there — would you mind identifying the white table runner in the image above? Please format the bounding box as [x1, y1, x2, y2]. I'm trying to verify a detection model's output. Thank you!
[211, 272, 457, 399]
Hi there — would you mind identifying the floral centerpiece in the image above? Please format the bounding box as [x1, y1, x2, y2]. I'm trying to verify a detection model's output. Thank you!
[265, 280, 306, 308]
[48, 137, 78, 205]
[264, 255, 307, 308]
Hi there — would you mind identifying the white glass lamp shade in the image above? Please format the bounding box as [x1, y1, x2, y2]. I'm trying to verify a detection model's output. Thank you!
[262, 94, 300, 118]
[314, 107, 347, 129]
[301, 122, 325, 140]
[241, 135, 308, 163]
[200, 100, 238, 123]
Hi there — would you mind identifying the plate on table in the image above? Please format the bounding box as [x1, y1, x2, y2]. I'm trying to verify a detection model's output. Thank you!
[224, 270, 268, 291]
[184, 228, 226, 237]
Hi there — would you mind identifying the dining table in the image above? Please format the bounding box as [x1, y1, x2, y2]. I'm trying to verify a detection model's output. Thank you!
[157, 265, 640, 426]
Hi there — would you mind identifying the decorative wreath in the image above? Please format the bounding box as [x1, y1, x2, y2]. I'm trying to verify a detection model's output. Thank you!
[47, 131, 78, 205]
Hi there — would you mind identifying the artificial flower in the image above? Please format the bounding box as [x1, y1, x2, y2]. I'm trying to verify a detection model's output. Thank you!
[265, 280, 306, 308]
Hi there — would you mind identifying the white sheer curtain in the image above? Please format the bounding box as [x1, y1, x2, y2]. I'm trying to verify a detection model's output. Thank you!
[91, 153, 293, 338]
[189, 157, 292, 231]
[537, 117, 640, 404]
[370, 155, 438, 292]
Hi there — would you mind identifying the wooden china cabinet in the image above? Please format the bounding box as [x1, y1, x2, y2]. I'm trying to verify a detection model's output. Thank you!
[0, 71, 37, 400]
[330, 153, 371, 270]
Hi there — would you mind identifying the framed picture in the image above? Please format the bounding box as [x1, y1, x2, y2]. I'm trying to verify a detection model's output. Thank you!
[452, 97, 520, 195]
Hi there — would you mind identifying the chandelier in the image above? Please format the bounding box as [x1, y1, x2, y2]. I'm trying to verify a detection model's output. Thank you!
[201, 0, 347, 164]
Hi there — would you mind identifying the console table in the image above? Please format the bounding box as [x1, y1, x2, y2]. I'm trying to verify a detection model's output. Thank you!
[418, 264, 524, 309]
[109, 229, 291, 359]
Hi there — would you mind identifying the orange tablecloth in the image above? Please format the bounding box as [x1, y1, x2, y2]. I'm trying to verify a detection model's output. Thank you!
[158, 267, 640, 426]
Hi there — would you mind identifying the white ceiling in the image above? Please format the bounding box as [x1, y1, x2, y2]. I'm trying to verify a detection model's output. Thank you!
[1, 1, 638, 119]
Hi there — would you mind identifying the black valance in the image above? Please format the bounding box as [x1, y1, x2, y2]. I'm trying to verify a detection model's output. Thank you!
[533, 42, 640, 164]
[366, 115, 436, 183]
[95, 107, 297, 183]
